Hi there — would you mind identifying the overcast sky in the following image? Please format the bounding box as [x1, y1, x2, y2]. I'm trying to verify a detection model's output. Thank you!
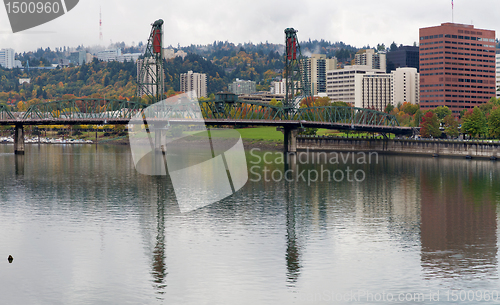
[0, 0, 498, 53]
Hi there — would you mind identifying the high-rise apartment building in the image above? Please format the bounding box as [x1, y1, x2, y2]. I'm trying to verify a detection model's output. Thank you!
[355, 49, 386, 72]
[386, 46, 420, 72]
[0, 48, 15, 69]
[303, 54, 337, 95]
[419, 23, 496, 114]
[496, 52, 500, 98]
[180, 70, 207, 99]
[391, 68, 420, 105]
[361, 73, 392, 110]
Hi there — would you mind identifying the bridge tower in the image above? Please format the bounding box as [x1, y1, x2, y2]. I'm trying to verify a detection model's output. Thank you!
[281, 28, 310, 154]
[137, 19, 165, 104]
[283, 28, 310, 110]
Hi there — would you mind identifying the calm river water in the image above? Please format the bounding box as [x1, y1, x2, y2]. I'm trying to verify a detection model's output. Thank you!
[1, 144, 500, 304]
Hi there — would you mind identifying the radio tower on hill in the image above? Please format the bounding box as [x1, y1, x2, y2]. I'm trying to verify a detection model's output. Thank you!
[99, 7, 103, 44]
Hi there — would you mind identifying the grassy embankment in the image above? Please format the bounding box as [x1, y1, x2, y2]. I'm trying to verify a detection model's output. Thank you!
[1, 126, 394, 145]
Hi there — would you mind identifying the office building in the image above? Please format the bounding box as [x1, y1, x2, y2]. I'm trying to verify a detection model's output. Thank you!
[97, 49, 122, 62]
[326, 66, 419, 111]
[116, 53, 142, 63]
[0, 48, 15, 69]
[303, 54, 337, 95]
[180, 70, 207, 99]
[239, 92, 285, 104]
[97, 48, 141, 63]
[419, 23, 496, 114]
[69, 50, 86, 65]
[228, 79, 256, 95]
[386, 46, 420, 72]
[355, 49, 386, 72]
[326, 66, 388, 109]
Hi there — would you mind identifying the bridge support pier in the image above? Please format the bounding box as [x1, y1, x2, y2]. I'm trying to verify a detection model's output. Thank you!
[155, 128, 162, 153]
[278, 127, 300, 154]
[14, 124, 25, 155]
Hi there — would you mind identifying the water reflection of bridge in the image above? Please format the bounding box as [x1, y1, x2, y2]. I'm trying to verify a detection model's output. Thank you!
[0, 97, 413, 155]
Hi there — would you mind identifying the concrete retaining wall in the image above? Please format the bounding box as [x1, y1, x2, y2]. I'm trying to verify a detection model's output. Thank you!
[297, 136, 500, 159]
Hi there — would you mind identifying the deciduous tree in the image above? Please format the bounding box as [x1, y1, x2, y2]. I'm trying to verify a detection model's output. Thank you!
[443, 114, 459, 138]
[462, 107, 487, 138]
[419, 111, 441, 138]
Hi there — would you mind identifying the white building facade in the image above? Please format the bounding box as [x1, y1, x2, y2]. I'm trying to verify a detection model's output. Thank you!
[180, 70, 207, 99]
[0, 48, 15, 69]
[97, 49, 143, 63]
[496, 53, 500, 98]
[391, 67, 420, 105]
[97, 49, 122, 62]
[361, 73, 392, 110]
[326, 66, 419, 111]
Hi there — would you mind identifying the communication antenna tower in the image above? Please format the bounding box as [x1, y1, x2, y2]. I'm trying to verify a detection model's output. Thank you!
[99, 7, 103, 43]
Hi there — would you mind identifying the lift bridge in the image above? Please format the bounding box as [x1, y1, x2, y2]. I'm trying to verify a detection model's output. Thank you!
[0, 22, 412, 155]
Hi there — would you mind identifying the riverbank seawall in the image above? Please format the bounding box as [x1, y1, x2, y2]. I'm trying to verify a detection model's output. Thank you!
[297, 136, 500, 159]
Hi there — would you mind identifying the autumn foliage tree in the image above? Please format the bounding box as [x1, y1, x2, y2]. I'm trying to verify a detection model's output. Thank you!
[443, 114, 460, 138]
[419, 111, 441, 138]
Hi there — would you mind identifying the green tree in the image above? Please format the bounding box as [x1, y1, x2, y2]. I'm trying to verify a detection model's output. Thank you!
[413, 109, 424, 127]
[433, 106, 452, 120]
[462, 107, 487, 138]
[419, 111, 441, 138]
[488, 107, 500, 139]
[443, 114, 459, 138]
[384, 103, 394, 114]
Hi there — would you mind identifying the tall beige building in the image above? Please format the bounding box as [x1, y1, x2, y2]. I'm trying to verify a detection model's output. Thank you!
[361, 73, 392, 110]
[303, 54, 337, 95]
[391, 68, 420, 105]
[355, 49, 386, 72]
[180, 70, 207, 99]
[496, 53, 500, 98]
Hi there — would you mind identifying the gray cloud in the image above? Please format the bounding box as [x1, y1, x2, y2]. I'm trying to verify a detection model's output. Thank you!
[0, 0, 497, 53]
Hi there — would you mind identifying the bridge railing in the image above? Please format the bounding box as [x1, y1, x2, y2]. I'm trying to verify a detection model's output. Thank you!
[0, 104, 15, 120]
[22, 99, 148, 121]
[295, 106, 400, 127]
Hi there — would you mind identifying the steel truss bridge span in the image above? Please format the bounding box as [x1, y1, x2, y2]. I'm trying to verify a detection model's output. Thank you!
[0, 98, 410, 134]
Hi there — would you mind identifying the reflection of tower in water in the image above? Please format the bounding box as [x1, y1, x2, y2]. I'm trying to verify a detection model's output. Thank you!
[420, 162, 497, 280]
[151, 180, 167, 294]
[284, 155, 301, 286]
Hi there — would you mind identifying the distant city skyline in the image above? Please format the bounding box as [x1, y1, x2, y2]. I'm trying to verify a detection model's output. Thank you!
[0, 0, 498, 53]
